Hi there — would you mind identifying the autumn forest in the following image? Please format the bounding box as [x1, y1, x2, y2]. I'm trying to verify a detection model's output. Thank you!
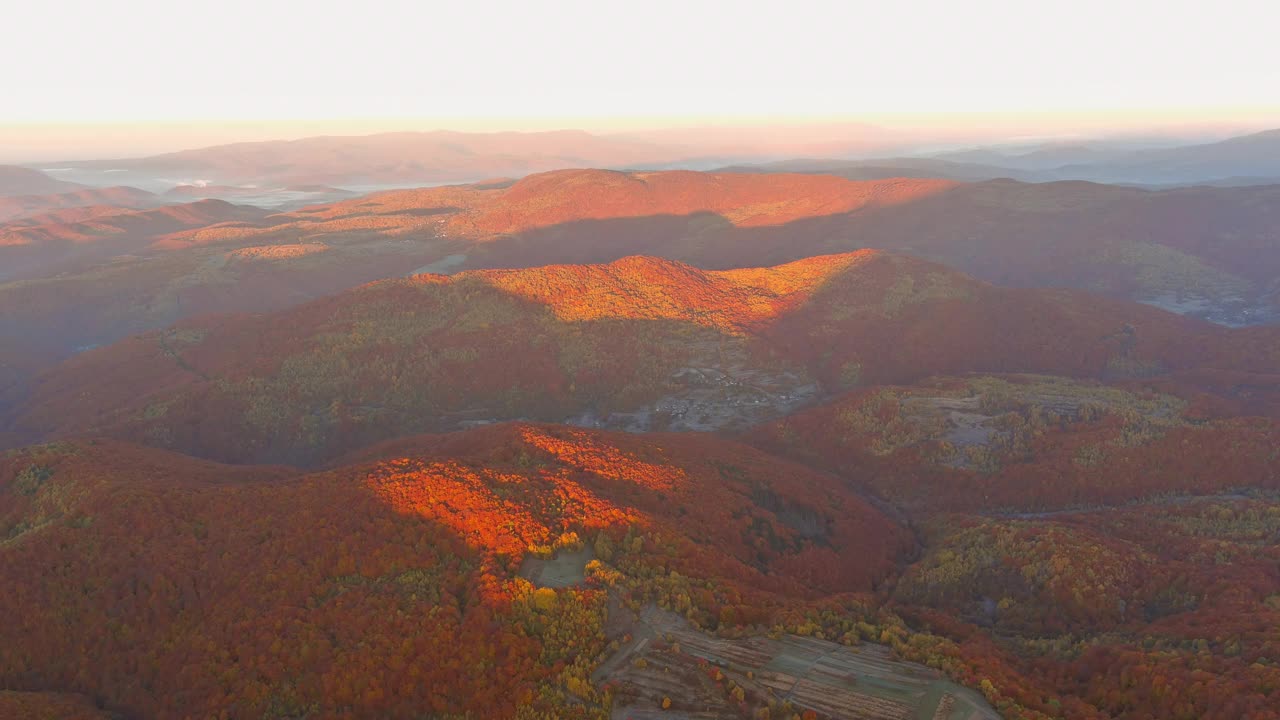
[4, 95, 1280, 720]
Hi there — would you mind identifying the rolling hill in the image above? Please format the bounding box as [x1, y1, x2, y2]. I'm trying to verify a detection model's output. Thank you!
[160, 169, 1280, 325]
[892, 493, 1280, 720]
[0, 172, 955, 372]
[0, 185, 158, 223]
[0, 425, 911, 719]
[8, 128, 1280, 720]
[499, 173, 1280, 325]
[0, 166, 83, 196]
[9, 251, 1277, 466]
[147, 169, 953, 252]
[3, 167, 1278, 404]
[750, 373, 1280, 513]
[3, 419, 1278, 719]
[718, 157, 1048, 183]
[0, 199, 270, 282]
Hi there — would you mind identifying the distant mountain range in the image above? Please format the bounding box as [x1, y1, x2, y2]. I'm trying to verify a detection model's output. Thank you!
[731, 128, 1280, 186]
[1052, 128, 1280, 184]
[43, 130, 709, 188]
[16, 125, 1277, 191]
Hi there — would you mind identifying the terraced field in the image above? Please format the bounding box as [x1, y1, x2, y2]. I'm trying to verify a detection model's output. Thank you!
[600, 605, 998, 720]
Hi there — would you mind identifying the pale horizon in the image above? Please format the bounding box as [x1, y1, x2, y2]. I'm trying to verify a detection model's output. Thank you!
[4, 109, 1279, 164]
[4, 0, 1279, 162]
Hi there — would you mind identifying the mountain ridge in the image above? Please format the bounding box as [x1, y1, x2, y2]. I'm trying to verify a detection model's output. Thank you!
[0, 166, 84, 196]
[10, 250, 1277, 466]
[0, 185, 158, 222]
[50, 129, 704, 186]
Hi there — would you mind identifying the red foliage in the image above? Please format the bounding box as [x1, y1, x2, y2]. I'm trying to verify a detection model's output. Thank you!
[753, 376, 1280, 513]
[0, 690, 114, 719]
[1, 199, 264, 249]
[14, 251, 1279, 466]
[350, 423, 914, 595]
[0, 424, 910, 719]
[450, 169, 955, 234]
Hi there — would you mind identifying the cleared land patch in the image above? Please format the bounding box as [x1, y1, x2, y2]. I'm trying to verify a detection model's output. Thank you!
[599, 604, 999, 720]
[519, 545, 595, 588]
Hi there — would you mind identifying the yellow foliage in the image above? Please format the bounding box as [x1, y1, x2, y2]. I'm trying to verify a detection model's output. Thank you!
[532, 587, 558, 612]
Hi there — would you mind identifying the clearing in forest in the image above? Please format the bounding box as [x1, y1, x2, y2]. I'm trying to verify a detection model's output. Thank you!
[599, 605, 999, 720]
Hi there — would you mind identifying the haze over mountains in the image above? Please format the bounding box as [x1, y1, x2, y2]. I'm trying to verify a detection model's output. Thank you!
[39, 130, 699, 190]
[0, 165, 84, 196]
[4, 117, 1280, 720]
[0, 185, 160, 223]
[727, 128, 1280, 187]
[3, 164, 1280, 410]
[17, 124, 1280, 191]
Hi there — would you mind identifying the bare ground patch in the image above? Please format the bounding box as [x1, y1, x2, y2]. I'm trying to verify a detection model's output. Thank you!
[519, 545, 595, 588]
[597, 604, 999, 720]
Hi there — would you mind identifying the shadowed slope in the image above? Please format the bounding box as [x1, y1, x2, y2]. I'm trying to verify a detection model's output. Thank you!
[155, 170, 952, 252]
[0, 199, 264, 248]
[0, 691, 117, 719]
[0, 186, 158, 223]
[10, 168, 1275, 387]
[0, 166, 82, 196]
[157, 169, 1280, 324]
[10, 251, 1277, 465]
[0, 199, 270, 283]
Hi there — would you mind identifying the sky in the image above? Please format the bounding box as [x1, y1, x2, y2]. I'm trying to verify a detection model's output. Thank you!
[3, 0, 1279, 160]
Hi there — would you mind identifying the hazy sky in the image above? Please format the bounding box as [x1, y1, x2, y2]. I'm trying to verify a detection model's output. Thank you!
[4, 0, 1278, 160]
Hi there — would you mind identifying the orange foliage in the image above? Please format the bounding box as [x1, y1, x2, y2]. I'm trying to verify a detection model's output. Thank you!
[351, 423, 913, 596]
[0, 199, 263, 250]
[891, 496, 1280, 720]
[518, 426, 687, 491]
[480, 252, 876, 333]
[0, 424, 910, 719]
[366, 456, 637, 562]
[15, 251, 1280, 467]
[0, 440, 538, 719]
[449, 169, 955, 234]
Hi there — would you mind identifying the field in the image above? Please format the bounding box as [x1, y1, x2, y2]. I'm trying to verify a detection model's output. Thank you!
[598, 604, 999, 720]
